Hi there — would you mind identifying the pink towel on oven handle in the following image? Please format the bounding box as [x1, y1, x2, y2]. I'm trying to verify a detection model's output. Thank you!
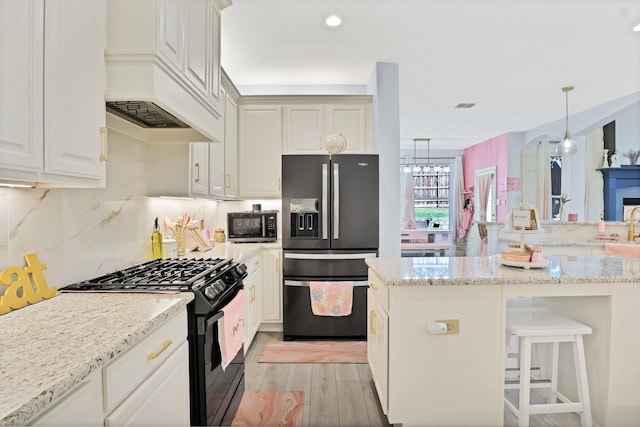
[309, 281, 354, 316]
[218, 289, 244, 370]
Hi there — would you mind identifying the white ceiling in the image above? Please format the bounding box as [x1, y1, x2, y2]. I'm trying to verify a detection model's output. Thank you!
[220, 0, 640, 150]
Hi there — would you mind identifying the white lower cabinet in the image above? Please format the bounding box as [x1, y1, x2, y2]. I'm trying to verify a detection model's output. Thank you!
[105, 342, 190, 426]
[30, 371, 103, 426]
[367, 288, 389, 415]
[260, 248, 282, 325]
[243, 253, 262, 352]
[28, 308, 190, 426]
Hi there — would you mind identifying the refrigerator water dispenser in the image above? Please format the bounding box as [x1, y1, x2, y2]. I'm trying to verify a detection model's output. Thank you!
[290, 198, 319, 239]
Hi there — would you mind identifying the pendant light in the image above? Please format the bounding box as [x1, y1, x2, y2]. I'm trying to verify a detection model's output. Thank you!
[404, 138, 431, 173]
[556, 85, 578, 155]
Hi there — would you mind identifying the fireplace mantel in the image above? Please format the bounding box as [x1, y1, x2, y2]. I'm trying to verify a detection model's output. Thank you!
[600, 166, 640, 221]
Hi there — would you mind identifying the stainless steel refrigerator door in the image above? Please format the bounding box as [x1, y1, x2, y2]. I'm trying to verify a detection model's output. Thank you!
[282, 155, 331, 249]
[330, 154, 379, 250]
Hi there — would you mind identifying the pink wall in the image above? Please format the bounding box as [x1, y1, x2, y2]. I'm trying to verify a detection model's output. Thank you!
[463, 134, 509, 221]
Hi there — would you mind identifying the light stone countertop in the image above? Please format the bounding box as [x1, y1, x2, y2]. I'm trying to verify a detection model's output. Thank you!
[366, 255, 640, 286]
[0, 292, 193, 426]
[183, 241, 281, 263]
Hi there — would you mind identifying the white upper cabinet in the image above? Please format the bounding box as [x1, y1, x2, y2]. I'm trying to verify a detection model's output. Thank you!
[209, 85, 239, 199]
[283, 100, 372, 155]
[0, 0, 44, 176]
[238, 105, 283, 199]
[0, 0, 107, 187]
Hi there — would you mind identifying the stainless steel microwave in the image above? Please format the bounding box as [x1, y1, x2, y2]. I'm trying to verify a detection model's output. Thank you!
[227, 211, 277, 243]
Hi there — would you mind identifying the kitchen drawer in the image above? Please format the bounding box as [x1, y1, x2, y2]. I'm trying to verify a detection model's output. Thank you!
[368, 269, 388, 313]
[103, 311, 187, 413]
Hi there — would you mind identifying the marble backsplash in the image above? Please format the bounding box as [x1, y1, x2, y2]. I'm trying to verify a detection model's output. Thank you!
[0, 131, 236, 289]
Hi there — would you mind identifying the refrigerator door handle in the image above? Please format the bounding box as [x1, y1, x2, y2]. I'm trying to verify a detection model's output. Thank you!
[284, 279, 370, 287]
[333, 162, 339, 239]
[322, 163, 328, 240]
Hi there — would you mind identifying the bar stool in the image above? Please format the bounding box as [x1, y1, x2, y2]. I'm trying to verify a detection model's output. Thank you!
[505, 298, 549, 380]
[504, 312, 593, 427]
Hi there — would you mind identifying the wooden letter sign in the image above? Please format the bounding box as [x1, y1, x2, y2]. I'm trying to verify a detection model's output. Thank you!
[0, 253, 57, 315]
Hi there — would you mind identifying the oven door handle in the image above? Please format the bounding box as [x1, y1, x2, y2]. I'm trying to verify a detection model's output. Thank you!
[284, 252, 377, 260]
[284, 280, 369, 287]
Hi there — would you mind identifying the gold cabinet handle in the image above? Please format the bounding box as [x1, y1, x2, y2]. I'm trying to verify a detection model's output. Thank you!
[275, 257, 280, 274]
[99, 127, 108, 161]
[254, 260, 260, 267]
[278, 177, 281, 191]
[147, 339, 173, 360]
[225, 173, 231, 189]
[370, 310, 377, 335]
[194, 163, 200, 183]
[369, 282, 378, 291]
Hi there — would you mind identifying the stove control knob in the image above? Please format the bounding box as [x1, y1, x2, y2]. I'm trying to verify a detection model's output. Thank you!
[235, 263, 247, 277]
[203, 285, 219, 300]
[213, 279, 226, 292]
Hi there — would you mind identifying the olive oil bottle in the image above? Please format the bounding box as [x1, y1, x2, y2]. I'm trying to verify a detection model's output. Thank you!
[151, 217, 163, 259]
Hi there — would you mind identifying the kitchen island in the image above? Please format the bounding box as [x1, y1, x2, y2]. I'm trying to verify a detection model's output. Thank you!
[366, 255, 640, 427]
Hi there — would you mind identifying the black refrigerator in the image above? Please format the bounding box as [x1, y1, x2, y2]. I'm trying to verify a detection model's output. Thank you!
[281, 154, 379, 340]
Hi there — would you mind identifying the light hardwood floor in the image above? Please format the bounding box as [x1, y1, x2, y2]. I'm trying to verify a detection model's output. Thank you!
[243, 332, 390, 427]
[243, 332, 581, 427]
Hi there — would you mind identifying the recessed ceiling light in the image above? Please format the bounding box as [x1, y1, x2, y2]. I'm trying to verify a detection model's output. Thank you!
[325, 14, 342, 27]
[633, 22, 640, 32]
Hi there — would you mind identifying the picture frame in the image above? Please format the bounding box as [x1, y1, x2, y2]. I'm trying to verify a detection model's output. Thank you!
[512, 203, 539, 231]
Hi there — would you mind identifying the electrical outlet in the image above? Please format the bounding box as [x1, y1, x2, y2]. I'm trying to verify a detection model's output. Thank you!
[436, 319, 459, 334]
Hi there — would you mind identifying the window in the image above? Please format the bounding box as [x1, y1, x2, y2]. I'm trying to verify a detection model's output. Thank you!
[412, 162, 451, 229]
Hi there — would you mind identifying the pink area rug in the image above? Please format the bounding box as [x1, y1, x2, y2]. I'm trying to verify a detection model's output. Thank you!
[258, 339, 367, 363]
[232, 391, 303, 426]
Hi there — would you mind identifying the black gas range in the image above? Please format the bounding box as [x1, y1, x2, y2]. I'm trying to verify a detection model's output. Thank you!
[64, 257, 248, 426]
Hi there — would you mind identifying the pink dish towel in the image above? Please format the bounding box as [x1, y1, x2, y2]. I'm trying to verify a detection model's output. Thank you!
[605, 242, 640, 258]
[218, 289, 244, 371]
[309, 281, 354, 316]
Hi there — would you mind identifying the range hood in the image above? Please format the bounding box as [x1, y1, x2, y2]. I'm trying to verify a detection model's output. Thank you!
[104, 0, 228, 144]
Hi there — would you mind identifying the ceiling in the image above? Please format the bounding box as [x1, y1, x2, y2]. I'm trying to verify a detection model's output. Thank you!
[220, 0, 640, 150]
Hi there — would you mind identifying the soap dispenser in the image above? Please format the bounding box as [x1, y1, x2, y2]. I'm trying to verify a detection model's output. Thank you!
[598, 213, 606, 236]
[151, 217, 163, 259]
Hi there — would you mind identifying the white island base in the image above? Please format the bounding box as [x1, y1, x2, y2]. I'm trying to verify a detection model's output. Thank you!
[366, 255, 640, 427]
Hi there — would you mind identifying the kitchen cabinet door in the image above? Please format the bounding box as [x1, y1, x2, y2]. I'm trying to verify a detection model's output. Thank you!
[223, 92, 239, 197]
[30, 371, 103, 426]
[367, 288, 389, 415]
[43, 0, 107, 185]
[0, 0, 44, 176]
[105, 342, 190, 427]
[323, 104, 371, 154]
[157, 0, 185, 71]
[238, 106, 282, 198]
[209, 87, 239, 198]
[283, 105, 324, 154]
[261, 248, 282, 324]
[243, 253, 262, 353]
